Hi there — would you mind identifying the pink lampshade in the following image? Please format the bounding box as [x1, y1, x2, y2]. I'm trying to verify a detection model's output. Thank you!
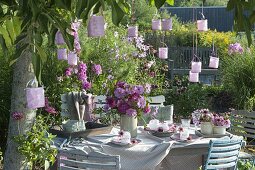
[191, 61, 202, 73]
[158, 47, 168, 59]
[152, 19, 161, 30]
[189, 71, 199, 82]
[57, 48, 67, 60]
[26, 87, 45, 109]
[68, 52, 78, 65]
[197, 19, 208, 31]
[128, 26, 138, 37]
[162, 18, 172, 31]
[87, 15, 105, 37]
[55, 30, 65, 45]
[209, 56, 219, 69]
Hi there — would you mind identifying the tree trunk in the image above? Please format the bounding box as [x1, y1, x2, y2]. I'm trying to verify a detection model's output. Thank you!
[3, 50, 37, 170]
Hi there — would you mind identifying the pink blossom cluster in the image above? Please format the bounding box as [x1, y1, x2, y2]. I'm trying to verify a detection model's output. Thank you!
[228, 43, 244, 55]
[11, 112, 24, 120]
[212, 114, 231, 127]
[44, 97, 57, 114]
[198, 109, 213, 122]
[105, 81, 150, 117]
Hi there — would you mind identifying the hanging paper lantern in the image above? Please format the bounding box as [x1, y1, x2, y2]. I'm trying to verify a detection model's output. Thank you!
[128, 26, 138, 37]
[197, 19, 208, 31]
[191, 61, 202, 73]
[152, 19, 161, 30]
[158, 47, 168, 59]
[87, 15, 105, 37]
[162, 18, 172, 31]
[209, 56, 219, 69]
[57, 48, 67, 60]
[26, 86, 45, 109]
[189, 71, 199, 83]
[68, 51, 78, 65]
[55, 30, 65, 45]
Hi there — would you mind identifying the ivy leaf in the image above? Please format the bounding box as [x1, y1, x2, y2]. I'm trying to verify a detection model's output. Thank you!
[111, 1, 125, 25]
[165, 0, 174, 6]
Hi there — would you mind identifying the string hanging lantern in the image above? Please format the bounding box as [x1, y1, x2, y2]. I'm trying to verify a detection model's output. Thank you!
[152, 10, 161, 30]
[87, 7, 105, 37]
[197, 2, 208, 32]
[158, 42, 168, 59]
[209, 40, 219, 68]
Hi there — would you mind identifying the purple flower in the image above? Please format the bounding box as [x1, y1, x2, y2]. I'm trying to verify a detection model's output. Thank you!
[71, 21, 81, 32]
[152, 106, 159, 116]
[103, 104, 110, 112]
[145, 84, 151, 94]
[45, 106, 57, 114]
[107, 75, 114, 80]
[75, 41, 81, 53]
[65, 67, 73, 76]
[82, 81, 92, 90]
[149, 72, 155, 77]
[12, 112, 24, 120]
[78, 72, 87, 81]
[78, 62, 87, 72]
[135, 85, 144, 95]
[126, 108, 137, 116]
[114, 88, 126, 98]
[228, 43, 244, 55]
[93, 64, 102, 75]
[106, 97, 117, 108]
[137, 96, 146, 108]
[45, 97, 49, 107]
[117, 101, 130, 114]
[143, 105, 151, 114]
[116, 81, 127, 88]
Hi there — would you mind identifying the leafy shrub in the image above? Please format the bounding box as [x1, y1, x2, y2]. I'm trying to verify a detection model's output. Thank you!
[14, 115, 57, 169]
[237, 160, 255, 170]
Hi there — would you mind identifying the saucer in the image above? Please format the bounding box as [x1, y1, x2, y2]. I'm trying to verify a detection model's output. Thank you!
[110, 137, 141, 146]
[170, 133, 199, 143]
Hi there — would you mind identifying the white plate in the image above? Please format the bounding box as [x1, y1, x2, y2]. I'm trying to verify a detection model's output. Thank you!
[170, 133, 199, 143]
[110, 138, 142, 146]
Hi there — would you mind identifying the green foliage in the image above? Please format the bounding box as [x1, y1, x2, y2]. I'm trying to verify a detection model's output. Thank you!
[0, 149, 3, 168]
[221, 48, 255, 110]
[14, 115, 57, 169]
[165, 76, 209, 120]
[174, 0, 228, 6]
[237, 159, 255, 170]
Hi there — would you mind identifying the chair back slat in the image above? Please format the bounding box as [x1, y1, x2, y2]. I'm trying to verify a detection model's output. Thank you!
[230, 110, 255, 140]
[147, 95, 165, 106]
[204, 137, 242, 170]
[58, 149, 120, 170]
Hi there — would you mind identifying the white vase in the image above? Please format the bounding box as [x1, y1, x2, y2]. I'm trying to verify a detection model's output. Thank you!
[200, 122, 213, 135]
[120, 115, 137, 138]
[213, 126, 226, 134]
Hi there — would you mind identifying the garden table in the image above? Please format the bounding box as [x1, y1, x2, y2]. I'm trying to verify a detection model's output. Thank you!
[53, 126, 237, 170]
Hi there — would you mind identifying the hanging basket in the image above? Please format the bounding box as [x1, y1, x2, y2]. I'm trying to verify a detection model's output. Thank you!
[162, 18, 172, 31]
[128, 26, 138, 37]
[197, 19, 208, 32]
[68, 52, 78, 66]
[57, 48, 67, 60]
[151, 19, 161, 30]
[209, 56, 219, 69]
[191, 61, 202, 73]
[87, 15, 105, 37]
[189, 71, 199, 82]
[26, 79, 45, 109]
[55, 30, 65, 45]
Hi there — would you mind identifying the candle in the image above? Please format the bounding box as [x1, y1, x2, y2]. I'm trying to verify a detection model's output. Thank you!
[158, 47, 168, 59]
[197, 19, 208, 32]
[152, 19, 161, 30]
[87, 15, 105, 37]
[191, 61, 202, 73]
[162, 18, 172, 31]
[57, 48, 67, 60]
[189, 71, 199, 82]
[68, 52, 78, 66]
[209, 56, 219, 69]
[128, 26, 138, 37]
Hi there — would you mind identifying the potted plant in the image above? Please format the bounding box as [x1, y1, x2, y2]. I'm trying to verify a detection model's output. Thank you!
[199, 109, 213, 135]
[212, 113, 231, 134]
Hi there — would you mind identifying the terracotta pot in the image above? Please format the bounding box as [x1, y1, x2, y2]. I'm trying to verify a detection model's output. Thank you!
[213, 126, 226, 134]
[189, 71, 199, 82]
[191, 61, 202, 73]
[128, 26, 138, 37]
[55, 30, 65, 45]
[87, 15, 105, 37]
[120, 114, 137, 138]
[162, 18, 172, 31]
[68, 52, 78, 65]
[197, 19, 208, 31]
[57, 48, 67, 60]
[158, 47, 168, 59]
[209, 56, 219, 69]
[152, 19, 161, 30]
[26, 87, 45, 109]
[201, 122, 213, 135]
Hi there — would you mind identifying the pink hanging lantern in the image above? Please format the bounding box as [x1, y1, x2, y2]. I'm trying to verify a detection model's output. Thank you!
[128, 26, 138, 37]
[152, 19, 161, 30]
[55, 30, 65, 45]
[158, 47, 168, 59]
[197, 19, 208, 31]
[26, 79, 45, 109]
[162, 18, 172, 31]
[87, 15, 105, 37]
[68, 52, 78, 65]
[209, 56, 219, 69]
[57, 48, 67, 60]
[191, 61, 202, 73]
[189, 71, 199, 83]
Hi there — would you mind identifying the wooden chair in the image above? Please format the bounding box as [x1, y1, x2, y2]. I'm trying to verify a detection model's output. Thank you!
[58, 149, 120, 170]
[228, 110, 255, 166]
[94, 95, 107, 109]
[203, 137, 243, 170]
[147, 95, 165, 107]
